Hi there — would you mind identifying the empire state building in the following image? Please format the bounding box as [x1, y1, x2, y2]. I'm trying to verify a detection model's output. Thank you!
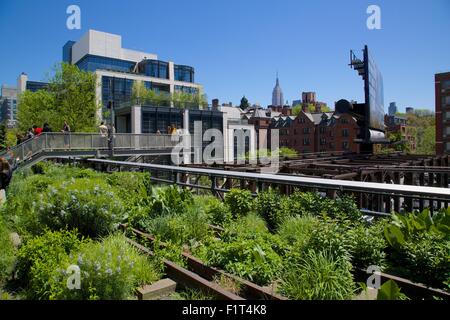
[272, 75, 284, 106]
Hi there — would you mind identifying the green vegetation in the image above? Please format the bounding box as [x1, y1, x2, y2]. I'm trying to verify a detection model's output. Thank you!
[1, 162, 448, 300]
[132, 80, 208, 109]
[280, 250, 356, 300]
[384, 209, 450, 288]
[16, 230, 159, 300]
[224, 188, 253, 218]
[17, 63, 99, 133]
[0, 216, 16, 283]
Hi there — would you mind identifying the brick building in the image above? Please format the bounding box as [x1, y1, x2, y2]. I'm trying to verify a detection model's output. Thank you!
[272, 111, 360, 154]
[384, 114, 417, 152]
[436, 72, 450, 155]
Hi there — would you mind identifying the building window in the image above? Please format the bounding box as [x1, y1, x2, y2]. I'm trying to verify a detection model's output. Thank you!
[342, 141, 349, 150]
[341, 118, 349, 124]
[443, 95, 450, 106]
[303, 127, 310, 134]
[445, 127, 450, 137]
[442, 80, 450, 90]
[446, 142, 450, 152]
[174, 65, 195, 83]
[445, 111, 450, 121]
[320, 138, 326, 145]
[299, 117, 305, 123]
[303, 138, 310, 146]
[342, 128, 349, 137]
[320, 126, 326, 134]
[294, 129, 297, 135]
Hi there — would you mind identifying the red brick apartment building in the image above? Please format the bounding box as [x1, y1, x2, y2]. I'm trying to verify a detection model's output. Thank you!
[275, 111, 360, 154]
[436, 72, 450, 155]
[384, 114, 417, 152]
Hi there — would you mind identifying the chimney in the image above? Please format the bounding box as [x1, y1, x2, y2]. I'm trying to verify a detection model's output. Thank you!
[316, 103, 322, 113]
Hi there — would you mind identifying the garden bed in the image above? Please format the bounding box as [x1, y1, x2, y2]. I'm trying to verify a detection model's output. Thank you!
[0, 162, 448, 300]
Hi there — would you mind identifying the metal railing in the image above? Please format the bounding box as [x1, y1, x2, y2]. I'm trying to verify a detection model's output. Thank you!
[85, 158, 450, 205]
[0, 133, 181, 168]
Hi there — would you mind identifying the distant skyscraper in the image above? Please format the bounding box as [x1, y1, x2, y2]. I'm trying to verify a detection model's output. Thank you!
[272, 74, 284, 107]
[406, 107, 414, 114]
[388, 102, 398, 116]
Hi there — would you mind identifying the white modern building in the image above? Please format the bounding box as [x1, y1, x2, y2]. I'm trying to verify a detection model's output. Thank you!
[62, 29, 203, 121]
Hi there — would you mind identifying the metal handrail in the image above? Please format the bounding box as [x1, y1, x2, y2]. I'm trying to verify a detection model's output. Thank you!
[0, 132, 182, 168]
[86, 158, 450, 201]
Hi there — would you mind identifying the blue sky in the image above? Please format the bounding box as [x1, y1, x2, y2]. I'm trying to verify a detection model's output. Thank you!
[0, 0, 449, 112]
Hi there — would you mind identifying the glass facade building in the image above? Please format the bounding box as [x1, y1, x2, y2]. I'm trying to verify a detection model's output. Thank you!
[76, 55, 136, 73]
[174, 65, 194, 83]
[63, 41, 76, 63]
[25, 81, 49, 92]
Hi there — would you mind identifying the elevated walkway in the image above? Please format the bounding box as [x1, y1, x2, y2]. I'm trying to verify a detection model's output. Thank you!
[0, 133, 180, 171]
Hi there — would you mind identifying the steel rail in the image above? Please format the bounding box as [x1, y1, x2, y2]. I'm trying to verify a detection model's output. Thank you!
[86, 158, 450, 201]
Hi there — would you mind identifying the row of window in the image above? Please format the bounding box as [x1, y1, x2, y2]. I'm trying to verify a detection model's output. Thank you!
[77, 55, 136, 73]
[174, 85, 199, 95]
[279, 128, 350, 137]
[76, 55, 195, 83]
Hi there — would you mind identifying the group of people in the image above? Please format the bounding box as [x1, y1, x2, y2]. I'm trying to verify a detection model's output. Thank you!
[16, 121, 71, 145]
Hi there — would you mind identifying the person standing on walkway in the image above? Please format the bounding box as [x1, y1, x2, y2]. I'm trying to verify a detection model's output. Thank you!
[61, 121, 71, 148]
[99, 122, 109, 148]
[43, 123, 52, 133]
[33, 125, 43, 136]
[99, 122, 108, 137]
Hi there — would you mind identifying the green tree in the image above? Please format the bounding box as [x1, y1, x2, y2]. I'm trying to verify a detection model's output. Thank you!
[17, 63, 99, 133]
[239, 96, 250, 109]
[292, 105, 302, 116]
[0, 124, 6, 149]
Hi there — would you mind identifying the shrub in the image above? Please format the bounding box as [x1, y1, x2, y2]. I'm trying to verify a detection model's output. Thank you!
[347, 222, 387, 270]
[58, 234, 160, 300]
[302, 220, 353, 261]
[205, 237, 282, 286]
[255, 188, 286, 231]
[281, 191, 328, 217]
[106, 171, 151, 210]
[384, 208, 450, 288]
[224, 188, 254, 219]
[204, 197, 231, 227]
[279, 250, 356, 300]
[388, 232, 450, 288]
[222, 212, 269, 242]
[5, 173, 54, 235]
[146, 205, 211, 247]
[15, 229, 84, 298]
[18, 232, 160, 300]
[277, 215, 319, 249]
[330, 195, 362, 222]
[37, 178, 124, 238]
[0, 218, 16, 282]
[149, 186, 193, 217]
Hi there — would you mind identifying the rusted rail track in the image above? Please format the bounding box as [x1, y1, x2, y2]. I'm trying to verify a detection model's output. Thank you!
[123, 225, 288, 300]
[125, 237, 244, 300]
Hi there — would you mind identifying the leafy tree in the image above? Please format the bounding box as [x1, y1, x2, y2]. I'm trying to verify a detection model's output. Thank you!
[292, 105, 302, 116]
[17, 63, 99, 133]
[0, 124, 6, 149]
